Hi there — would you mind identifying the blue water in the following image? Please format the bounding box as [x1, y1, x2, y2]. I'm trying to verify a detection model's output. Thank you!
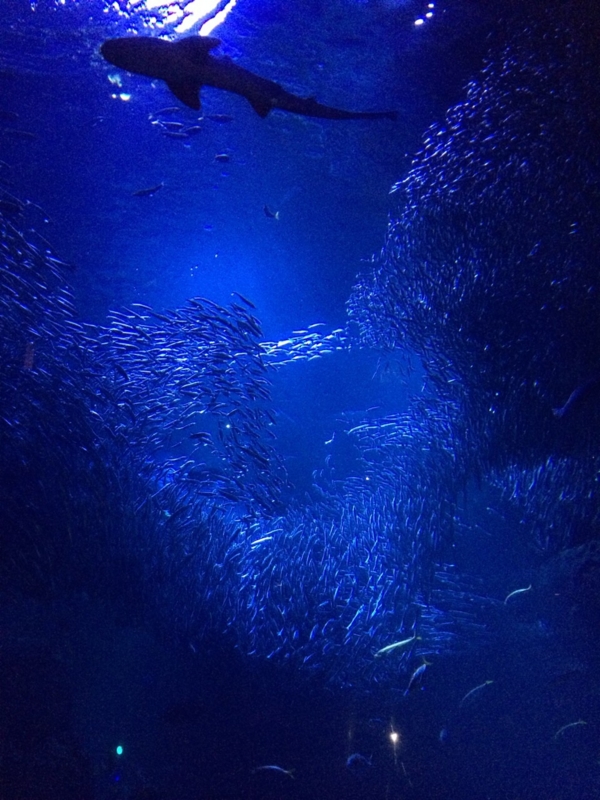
[1, 0, 599, 798]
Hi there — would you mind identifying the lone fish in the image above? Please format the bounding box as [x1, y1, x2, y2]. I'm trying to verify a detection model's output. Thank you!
[374, 633, 419, 658]
[101, 36, 397, 121]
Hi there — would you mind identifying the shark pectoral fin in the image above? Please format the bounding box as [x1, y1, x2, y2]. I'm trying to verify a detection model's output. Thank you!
[166, 80, 201, 110]
[248, 96, 273, 118]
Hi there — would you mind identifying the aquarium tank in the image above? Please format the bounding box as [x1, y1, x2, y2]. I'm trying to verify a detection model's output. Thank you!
[1, 0, 599, 797]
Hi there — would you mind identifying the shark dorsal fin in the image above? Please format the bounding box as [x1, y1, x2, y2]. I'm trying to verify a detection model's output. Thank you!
[166, 79, 201, 110]
[174, 36, 221, 65]
[248, 96, 273, 118]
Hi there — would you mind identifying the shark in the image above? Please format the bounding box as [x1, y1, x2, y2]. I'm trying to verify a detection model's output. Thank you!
[100, 36, 397, 121]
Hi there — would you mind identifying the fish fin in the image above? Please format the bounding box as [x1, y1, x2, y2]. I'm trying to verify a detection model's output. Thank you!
[248, 96, 272, 118]
[174, 36, 221, 65]
[166, 80, 202, 110]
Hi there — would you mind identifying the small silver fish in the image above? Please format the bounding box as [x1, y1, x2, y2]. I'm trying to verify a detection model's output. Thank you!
[263, 205, 280, 220]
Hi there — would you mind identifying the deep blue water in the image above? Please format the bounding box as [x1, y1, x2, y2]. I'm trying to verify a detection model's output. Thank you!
[1, 0, 600, 798]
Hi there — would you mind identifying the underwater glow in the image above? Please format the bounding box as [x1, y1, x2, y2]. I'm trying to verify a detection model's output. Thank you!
[123, 0, 237, 34]
[199, 0, 237, 36]
[115, 745, 124, 756]
[176, 0, 218, 32]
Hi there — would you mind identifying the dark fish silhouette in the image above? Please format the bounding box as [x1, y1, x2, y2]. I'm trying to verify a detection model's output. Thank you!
[553, 373, 600, 418]
[100, 36, 397, 121]
[263, 205, 279, 220]
[132, 182, 164, 197]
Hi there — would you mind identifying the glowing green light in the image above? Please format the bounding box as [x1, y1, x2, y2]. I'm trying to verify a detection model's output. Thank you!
[116, 745, 123, 756]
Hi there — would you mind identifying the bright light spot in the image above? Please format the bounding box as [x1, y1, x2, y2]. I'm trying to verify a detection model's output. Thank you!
[123, 0, 237, 35]
[414, 17, 424, 26]
[175, 0, 220, 32]
[389, 725, 402, 767]
[428, 2, 434, 6]
[425, 11, 433, 17]
[119, 93, 132, 101]
[108, 73, 122, 87]
[189, 0, 221, 15]
[116, 745, 124, 756]
[199, 0, 237, 36]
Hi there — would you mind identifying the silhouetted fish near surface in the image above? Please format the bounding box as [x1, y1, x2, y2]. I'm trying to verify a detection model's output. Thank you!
[231, 291, 255, 309]
[132, 182, 164, 197]
[100, 36, 397, 121]
[553, 373, 600, 418]
[263, 205, 279, 220]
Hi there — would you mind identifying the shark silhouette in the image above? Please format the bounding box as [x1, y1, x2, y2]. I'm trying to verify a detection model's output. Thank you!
[100, 36, 396, 121]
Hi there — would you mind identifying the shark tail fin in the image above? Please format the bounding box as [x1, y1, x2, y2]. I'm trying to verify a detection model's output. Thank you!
[167, 80, 202, 110]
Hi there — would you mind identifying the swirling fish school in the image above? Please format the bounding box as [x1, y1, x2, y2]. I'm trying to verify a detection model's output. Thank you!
[2, 3, 600, 703]
[349, 4, 600, 555]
